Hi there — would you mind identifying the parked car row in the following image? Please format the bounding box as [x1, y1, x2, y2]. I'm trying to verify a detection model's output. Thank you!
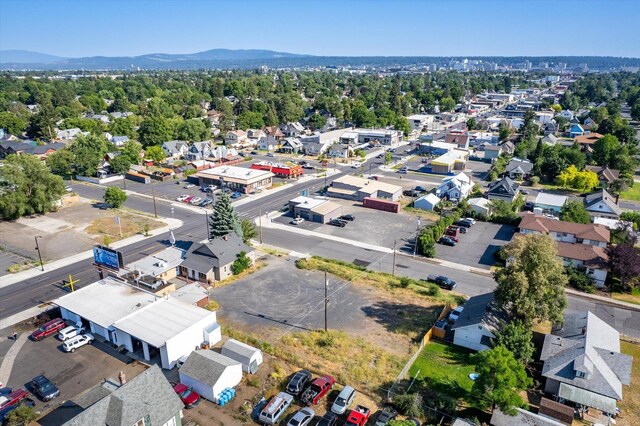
[176, 195, 214, 207]
[438, 218, 475, 246]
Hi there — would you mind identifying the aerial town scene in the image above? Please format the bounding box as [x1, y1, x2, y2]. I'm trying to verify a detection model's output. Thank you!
[0, 0, 639, 425]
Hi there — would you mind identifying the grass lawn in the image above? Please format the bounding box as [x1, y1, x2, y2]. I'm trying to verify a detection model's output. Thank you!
[612, 288, 640, 305]
[620, 185, 640, 201]
[409, 340, 476, 401]
[618, 341, 640, 423]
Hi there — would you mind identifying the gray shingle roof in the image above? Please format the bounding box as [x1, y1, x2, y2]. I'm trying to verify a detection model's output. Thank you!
[179, 350, 240, 386]
[490, 407, 565, 426]
[540, 311, 633, 401]
[504, 157, 533, 174]
[63, 365, 183, 426]
[584, 189, 621, 216]
[488, 177, 519, 197]
[181, 234, 253, 272]
[451, 292, 507, 332]
[222, 338, 260, 359]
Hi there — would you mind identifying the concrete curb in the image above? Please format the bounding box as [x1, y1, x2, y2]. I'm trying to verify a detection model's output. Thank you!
[0, 217, 184, 289]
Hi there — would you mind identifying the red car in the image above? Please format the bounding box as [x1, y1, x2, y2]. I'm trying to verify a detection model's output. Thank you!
[0, 388, 28, 410]
[183, 196, 194, 203]
[31, 318, 65, 341]
[301, 375, 335, 405]
[345, 405, 371, 426]
[171, 383, 200, 408]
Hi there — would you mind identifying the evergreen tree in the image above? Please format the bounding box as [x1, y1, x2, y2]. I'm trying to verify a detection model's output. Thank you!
[208, 193, 242, 239]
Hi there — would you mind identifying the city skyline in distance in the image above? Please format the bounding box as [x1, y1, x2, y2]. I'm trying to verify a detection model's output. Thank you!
[1, 0, 639, 58]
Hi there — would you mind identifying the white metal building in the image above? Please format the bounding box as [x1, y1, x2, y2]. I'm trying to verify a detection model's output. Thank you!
[221, 338, 263, 373]
[179, 350, 243, 402]
[55, 278, 221, 370]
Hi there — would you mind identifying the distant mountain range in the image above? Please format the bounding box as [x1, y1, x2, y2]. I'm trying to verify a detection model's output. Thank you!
[0, 48, 311, 69]
[1, 49, 639, 71]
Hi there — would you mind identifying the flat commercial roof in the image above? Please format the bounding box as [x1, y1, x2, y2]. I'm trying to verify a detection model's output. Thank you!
[311, 200, 342, 215]
[113, 298, 214, 348]
[290, 196, 327, 210]
[55, 278, 157, 329]
[197, 165, 273, 183]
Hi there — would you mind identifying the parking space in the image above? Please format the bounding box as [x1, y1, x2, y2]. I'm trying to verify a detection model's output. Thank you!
[6, 329, 146, 417]
[435, 221, 515, 270]
[274, 199, 421, 248]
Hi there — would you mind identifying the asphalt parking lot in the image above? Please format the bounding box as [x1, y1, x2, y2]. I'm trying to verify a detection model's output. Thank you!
[435, 221, 515, 270]
[275, 200, 421, 248]
[5, 328, 145, 420]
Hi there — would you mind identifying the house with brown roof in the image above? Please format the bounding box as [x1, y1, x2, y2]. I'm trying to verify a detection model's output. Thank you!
[224, 130, 249, 147]
[518, 213, 610, 286]
[264, 126, 285, 140]
[574, 132, 604, 150]
[444, 132, 470, 149]
[584, 165, 620, 187]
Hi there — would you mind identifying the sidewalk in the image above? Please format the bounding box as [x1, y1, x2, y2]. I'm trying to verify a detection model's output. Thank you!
[0, 217, 183, 289]
[0, 332, 28, 385]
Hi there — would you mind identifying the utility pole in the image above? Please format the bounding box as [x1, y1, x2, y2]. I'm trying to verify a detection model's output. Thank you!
[392, 239, 397, 276]
[34, 236, 44, 271]
[259, 209, 263, 244]
[324, 271, 328, 332]
[152, 189, 158, 218]
[205, 210, 210, 240]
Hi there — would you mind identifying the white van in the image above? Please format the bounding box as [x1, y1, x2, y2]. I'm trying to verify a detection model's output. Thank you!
[331, 385, 355, 414]
[57, 325, 85, 341]
[259, 392, 293, 425]
[62, 334, 94, 352]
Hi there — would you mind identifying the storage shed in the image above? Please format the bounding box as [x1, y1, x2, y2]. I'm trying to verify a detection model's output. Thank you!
[178, 350, 243, 403]
[221, 338, 263, 373]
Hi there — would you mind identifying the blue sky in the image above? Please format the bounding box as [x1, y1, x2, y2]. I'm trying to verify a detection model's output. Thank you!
[1, 0, 638, 57]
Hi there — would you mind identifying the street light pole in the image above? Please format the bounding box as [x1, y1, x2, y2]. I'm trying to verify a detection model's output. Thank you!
[34, 236, 44, 271]
[324, 270, 328, 332]
[152, 189, 158, 218]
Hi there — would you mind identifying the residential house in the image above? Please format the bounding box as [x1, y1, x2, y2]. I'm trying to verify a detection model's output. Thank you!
[110, 135, 129, 147]
[87, 114, 111, 124]
[303, 142, 329, 156]
[541, 134, 558, 146]
[62, 365, 184, 426]
[518, 213, 610, 285]
[487, 177, 520, 203]
[406, 114, 433, 131]
[584, 189, 621, 219]
[543, 121, 559, 135]
[490, 408, 566, 426]
[584, 165, 619, 187]
[280, 122, 305, 137]
[55, 127, 86, 141]
[503, 157, 533, 180]
[481, 144, 501, 159]
[257, 135, 278, 151]
[575, 132, 603, 150]
[179, 234, 255, 283]
[162, 140, 189, 159]
[534, 193, 568, 215]
[109, 111, 133, 119]
[206, 110, 222, 126]
[224, 130, 248, 148]
[328, 143, 352, 159]
[540, 311, 632, 414]
[246, 129, 265, 141]
[569, 123, 585, 138]
[434, 172, 473, 201]
[279, 138, 303, 154]
[467, 197, 492, 217]
[583, 116, 597, 127]
[444, 132, 470, 149]
[178, 350, 243, 403]
[501, 141, 516, 155]
[264, 125, 285, 140]
[0, 140, 65, 160]
[452, 292, 507, 352]
[557, 110, 574, 120]
[468, 132, 498, 147]
[185, 141, 214, 161]
[413, 193, 440, 211]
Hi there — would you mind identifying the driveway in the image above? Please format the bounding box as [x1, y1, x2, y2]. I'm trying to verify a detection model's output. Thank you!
[435, 222, 515, 270]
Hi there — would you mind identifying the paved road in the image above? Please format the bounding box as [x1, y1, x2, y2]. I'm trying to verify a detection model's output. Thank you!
[2, 153, 640, 340]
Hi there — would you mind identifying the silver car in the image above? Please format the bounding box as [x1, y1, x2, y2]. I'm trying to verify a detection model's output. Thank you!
[286, 407, 314, 426]
[331, 385, 355, 415]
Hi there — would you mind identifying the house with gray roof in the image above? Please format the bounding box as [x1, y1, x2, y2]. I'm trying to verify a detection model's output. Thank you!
[63, 365, 183, 426]
[162, 140, 189, 159]
[490, 407, 566, 426]
[451, 292, 508, 352]
[179, 234, 255, 283]
[185, 141, 214, 161]
[584, 189, 621, 219]
[503, 157, 533, 180]
[540, 311, 633, 414]
[178, 350, 243, 403]
[487, 177, 520, 203]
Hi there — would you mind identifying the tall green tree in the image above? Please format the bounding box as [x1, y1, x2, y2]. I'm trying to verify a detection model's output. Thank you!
[121, 140, 143, 165]
[70, 133, 110, 177]
[471, 346, 532, 414]
[0, 154, 65, 220]
[145, 145, 167, 163]
[209, 193, 242, 239]
[104, 186, 127, 208]
[0, 111, 27, 135]
[559, 200, 591, 224]
[240, 218, 257, 244]
[494, 234, 568, 325]
[176, 119, 208, 141]
[139, 116, 173, 147]
[108, 154, 132, 175]
[46, 148, 76, 178]
[236, 111, 265, 130]
[495, 320, 535, 364]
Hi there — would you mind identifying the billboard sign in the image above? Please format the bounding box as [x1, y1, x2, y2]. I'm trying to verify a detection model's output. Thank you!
[92, 246, 124, 270]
